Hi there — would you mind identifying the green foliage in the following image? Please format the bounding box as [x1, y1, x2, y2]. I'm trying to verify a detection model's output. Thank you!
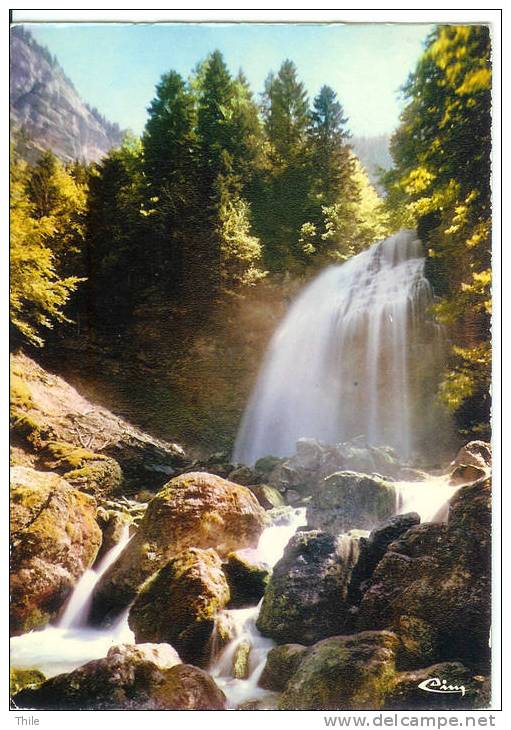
[86, 135, 150, 324]
[386, 25, 491, 436]
[300, 156, 390, 264]
[10, 152, 83, 346]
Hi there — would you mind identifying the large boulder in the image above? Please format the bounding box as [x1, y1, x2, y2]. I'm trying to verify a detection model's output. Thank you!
[128, 548, 230, 666]
[13, 643, 226, 710]
[10, 466, 102, 635]
[384, 662, 490, 710]
[91, 472, 265, 624]
[256, 530, 360, 645]
[278, 631, 399, 710]
[258, 644, 307, 692]
[348, 512, 421, 605]
[224, 550, 271, 608]
[307, 471, 396, 534]
[357, 478, 491, 669]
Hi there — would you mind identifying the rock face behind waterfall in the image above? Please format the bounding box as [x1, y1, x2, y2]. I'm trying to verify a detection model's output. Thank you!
[356, 477, 491, 669]
[234, 230, 451, 465]
[10, 466, 102, 635]
[91, 472, 266, 624]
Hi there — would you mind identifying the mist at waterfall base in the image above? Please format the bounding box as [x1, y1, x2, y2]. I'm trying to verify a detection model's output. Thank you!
[233, 229, 453, 467]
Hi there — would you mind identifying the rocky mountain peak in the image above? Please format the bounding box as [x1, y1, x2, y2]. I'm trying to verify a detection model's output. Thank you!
[10, 25, 124, 163]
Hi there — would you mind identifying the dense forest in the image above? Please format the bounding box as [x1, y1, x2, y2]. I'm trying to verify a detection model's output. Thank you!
[10, 25, 492, 448]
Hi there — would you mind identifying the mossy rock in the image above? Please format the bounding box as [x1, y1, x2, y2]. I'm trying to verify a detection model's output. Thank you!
[10, 408, 53, 450]
[224, 551, 270, 608]
[44, 440, 106, 469]
[10, 374, 34, 410]
[128, 547, 230, 666]
[10, 668, 46, 696]
[232, 640, 251, 679]
[13, 646, 226, 710]
[10, 466, 102, 635]
[42, 441, 123, 497]
[259, 644, 307, 691]
[278, 631, 399, 710]
[255, 455, 285, 475]
[91, 471, 265, 624]
[307, 471, 396, 533]
[257, 531, 360, 645]
[249, 484, 285, 510]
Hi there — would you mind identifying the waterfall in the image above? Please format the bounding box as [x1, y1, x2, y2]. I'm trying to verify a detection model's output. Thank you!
[233, 230, 448, 465]
[10, 527, 134, 678]
[59, 524, 131, 629]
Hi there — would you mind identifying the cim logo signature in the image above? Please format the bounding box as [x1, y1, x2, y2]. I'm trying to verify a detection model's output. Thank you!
[418, 677, 466, 697]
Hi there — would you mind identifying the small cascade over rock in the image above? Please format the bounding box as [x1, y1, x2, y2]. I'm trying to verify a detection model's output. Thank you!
[234, 230, 450, 465]
[10, 527, 134, 678]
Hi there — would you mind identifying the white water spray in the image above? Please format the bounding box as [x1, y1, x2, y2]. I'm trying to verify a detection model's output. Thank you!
[10, 526, 134, 678]
[233, 230, 448, 465]
[209, 507, 306, 709]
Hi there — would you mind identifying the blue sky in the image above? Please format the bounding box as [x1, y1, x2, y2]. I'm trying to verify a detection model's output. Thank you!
[24, 22, 433, 138]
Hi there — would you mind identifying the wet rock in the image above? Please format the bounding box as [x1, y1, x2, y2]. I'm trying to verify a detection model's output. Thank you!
[348, 512, 421, 604]
[278, 631, 399, 710]
[384, 662, 490, 710]
[450, 440, 491, 486]
[94, 508, 132, 565]
[232, 640, 251, 679]
[307, 471, 396, 534]
[10, 466, 102, 635]
[128, 548, 230, 667]
[91, 471, 265, 624]
[14, 644, 225, 710]
[249, 484, 285, 510]
[224, 551, 270, 608]
[10, 668, 46, 696]
[357, 478, 491, 669]
[258, 644, 307, 692]
[228, 465, 260, 485]
[257, 530, 360, 645]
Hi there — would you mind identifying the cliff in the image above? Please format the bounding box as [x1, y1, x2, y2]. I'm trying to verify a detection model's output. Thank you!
[10, 26, 124, 163]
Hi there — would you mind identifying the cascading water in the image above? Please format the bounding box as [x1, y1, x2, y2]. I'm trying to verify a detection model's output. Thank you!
[209, 507, 306, 709]
[10, 525, 134, 678]
[233, 230, 449, 466]
[208, 476, 462, 709]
